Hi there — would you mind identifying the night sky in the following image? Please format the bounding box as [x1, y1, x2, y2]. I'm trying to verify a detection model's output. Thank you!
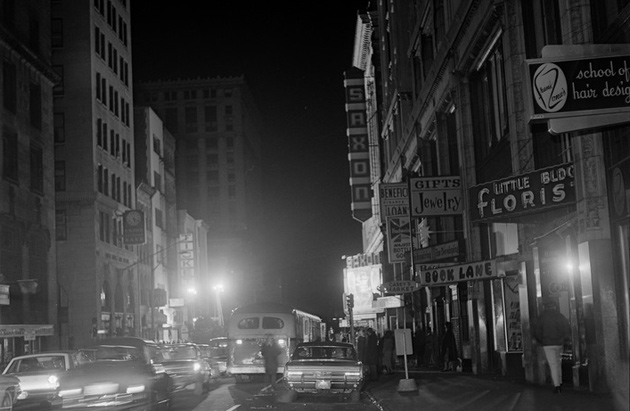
[131, 2, 370, 320]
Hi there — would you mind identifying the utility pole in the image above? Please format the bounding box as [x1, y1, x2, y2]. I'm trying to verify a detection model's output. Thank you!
[346, 293, 355, 345]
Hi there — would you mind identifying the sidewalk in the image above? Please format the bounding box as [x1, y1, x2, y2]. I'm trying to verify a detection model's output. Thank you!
[364, 368, 629, 411]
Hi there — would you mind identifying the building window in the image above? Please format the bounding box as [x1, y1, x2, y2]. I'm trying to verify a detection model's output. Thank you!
[52, 18, 63, 48]
[155, 208, 163, 229]
[153, 171, 162, 192]
[30, 83, 42, 130]
[207, 170, 219, 184]
[225, 105, 233, 116]
[2, 131, 18, 182]
[3, 62, 17, 113]
[30, 146, 44, 193]
[152, 134, 161, 156]
[470, 33, 511, 181]
[205, 105, 218, 132]
[53, 65, 64, 96]
[55, 161, 66, 191]
[54, 113, 65, 144]
[185, 107, 198, 132]
[56, 210, 67, 240]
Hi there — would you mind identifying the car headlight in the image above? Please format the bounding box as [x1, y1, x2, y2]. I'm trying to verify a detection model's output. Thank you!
[48, 375, 59, 387]
[277, 339, 286, 346]
[286, 371, 303, 378]
[126, 384, 146, 394]
[193, 362, 201, 372]
[236, 339, 242, 345]
[344, 371, 361, 377]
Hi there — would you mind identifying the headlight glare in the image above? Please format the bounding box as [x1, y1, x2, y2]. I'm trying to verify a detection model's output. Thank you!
[126, 384, 146, 394]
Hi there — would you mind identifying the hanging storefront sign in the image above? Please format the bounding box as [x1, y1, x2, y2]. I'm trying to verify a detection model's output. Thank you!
[344, 67, 372, 222]
[410, 176, 463, 216]
[379, 182, 409, 219]
[419, 260, 497, 287]
[379, 280, 420, 294]
[343, 264, 382, 315]
[0, 324, 54, 338]
[379, 178, 463, 219]
[469, 163, 575, 223]
[525, 46, 630, 121]
[123, 210, 145, 245]
[386, 217, 411, 263]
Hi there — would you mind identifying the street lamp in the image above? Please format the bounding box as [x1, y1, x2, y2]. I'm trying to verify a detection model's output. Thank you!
[213, 284, 224, 327]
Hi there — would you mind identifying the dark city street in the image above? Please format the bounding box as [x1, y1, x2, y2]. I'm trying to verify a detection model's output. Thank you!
[0, 1, 629, 411]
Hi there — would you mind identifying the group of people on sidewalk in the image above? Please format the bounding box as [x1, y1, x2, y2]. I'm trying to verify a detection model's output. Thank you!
[351, 323, 459, 378]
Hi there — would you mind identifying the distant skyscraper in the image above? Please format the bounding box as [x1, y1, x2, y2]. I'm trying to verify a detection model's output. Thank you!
[134, 77, 264, 309]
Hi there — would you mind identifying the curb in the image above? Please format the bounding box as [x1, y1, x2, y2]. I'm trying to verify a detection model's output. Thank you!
[365, 389, 389, 411]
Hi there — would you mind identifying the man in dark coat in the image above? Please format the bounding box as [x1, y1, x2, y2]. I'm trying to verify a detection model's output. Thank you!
[441, 322, 457, 371]
[534, 299, 571, 393]
[365, 328, 379, 380]
[261, 334, 282, 390]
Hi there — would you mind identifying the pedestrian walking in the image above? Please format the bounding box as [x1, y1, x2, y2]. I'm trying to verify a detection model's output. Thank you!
[356, 329, 367, 362]
[414, 325, 426, 367]
[261, 334, 282, 390]
[366, 328, 379, 380]
[440, 322, 458, 371]
[381, 330, 395, 373]
[534, 298, 571, 394]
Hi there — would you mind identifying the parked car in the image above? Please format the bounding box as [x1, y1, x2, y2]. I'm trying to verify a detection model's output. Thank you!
[49, 337, 171, 410]
[205, 337, 228, 375]
[282, 341, 365, 402]
[2, 351, 89, 409]
[0, 374, 20, 411]
[160, 343, 210, 395]
[195, 344, 221, 380]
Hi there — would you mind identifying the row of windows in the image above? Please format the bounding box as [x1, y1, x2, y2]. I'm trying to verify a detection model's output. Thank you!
[3, 62, 42, 130]
[96, 72, 131, 126]
[161, 88, 233, 101]
[96, 118, 132, 168]
[2, 131, 44, 194]
[94, 26, 130, 87]
[181, 136, 235, 151]
[163, 105, 234, 133]
[96, 164, 133, 208]
[93, 0, 129, 47]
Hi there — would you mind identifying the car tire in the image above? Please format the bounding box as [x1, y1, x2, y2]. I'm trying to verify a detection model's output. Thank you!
[1, 391, 13, 411]
[350, 390, 361, 403]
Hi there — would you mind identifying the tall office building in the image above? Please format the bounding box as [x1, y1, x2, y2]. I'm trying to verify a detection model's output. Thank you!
[134, 77, 264, 309]
[0, 0, 58, 357]
[52, 0, 136, 349]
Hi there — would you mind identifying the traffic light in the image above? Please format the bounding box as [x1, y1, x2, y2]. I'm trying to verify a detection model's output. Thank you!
[346, 293, 354, 309]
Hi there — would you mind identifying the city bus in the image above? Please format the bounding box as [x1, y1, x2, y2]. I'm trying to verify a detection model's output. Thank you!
[226, 302, 323, 382]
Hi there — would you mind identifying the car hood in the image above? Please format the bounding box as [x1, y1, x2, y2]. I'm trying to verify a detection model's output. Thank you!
[58, 361, 148, 386]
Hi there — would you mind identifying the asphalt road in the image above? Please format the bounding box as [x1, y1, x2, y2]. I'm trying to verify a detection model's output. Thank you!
[172, 375, 377, 411]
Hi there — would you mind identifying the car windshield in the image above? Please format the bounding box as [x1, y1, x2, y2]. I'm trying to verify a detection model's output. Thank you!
[292, 345, 357, 360]
[6, 355, 67, 373]
[163, 346, 197, 360]
[94, 345, 144, 361]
